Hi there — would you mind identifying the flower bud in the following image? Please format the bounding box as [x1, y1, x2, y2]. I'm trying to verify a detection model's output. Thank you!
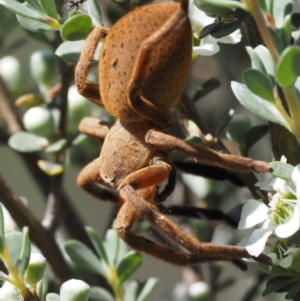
[23, 106, 55, 139]
[24, 253, 47, 288]
[188, 282, 210, 301]
[60, 279, 90, 301]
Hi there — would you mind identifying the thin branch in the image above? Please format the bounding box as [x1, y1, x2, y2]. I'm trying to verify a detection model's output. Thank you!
[0, 173, 73, 282]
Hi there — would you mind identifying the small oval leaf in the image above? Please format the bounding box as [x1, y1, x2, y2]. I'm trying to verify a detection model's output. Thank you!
[211, 20, 241, 39]
[136, 278, 158, 301]
[231, 82, 291, 131]
[61, 14, 92, 41]
[16, 14, 52, 32]
[276, 46, 300, 87]
[89, 287, 114, 301]
[65, 240, 107, 276]
[243, 69, 275, 102]
[117, 251, 143, 285]
[40, 0, 59, 19]
[85, 226, 109, 264]
[0, 0, 44, 21]
[269, 161, 294, 181]
[8, 132, 48, 152]
[45, 139, 67, 153]
[15, 227, 31, 277]
[37, 160, 64, 176]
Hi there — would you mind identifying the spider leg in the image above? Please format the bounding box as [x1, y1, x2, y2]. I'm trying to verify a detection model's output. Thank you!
[146, 130, 271, 173]
[75, 26, 109, 105]
[158, 204, 239, 228]
[78, 117, 112, 140]
[127, 0, 189, 128]
[115, 201, 239, 267]
[119, 185, 272, 267]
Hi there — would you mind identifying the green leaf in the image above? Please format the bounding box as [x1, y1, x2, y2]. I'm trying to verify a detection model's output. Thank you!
[246, 47, 266, 73]
[89, 287, 114, 301]
[46, 293, 60, 301]
[84, 0, 102, 25]
[5, 231, 31, 275]
[37, 160, 64, 176]
[192, 79, 221, 102]
[199, 23, 221, 40]
[262, 275, 297, 296]
[0, 0, 44, 21]
[243, 69, 275, 102]
[61, 14, 92, 41]
[15, 227, 31, 277]
[117, 251, 143, 285]
[246, 46, 275, 81]
[72, 134, 88, 146]
[215, 108, 235, 137]
[65, 240, 107, 276]
[0, 206, 4, 254]
[285, 280, 300, 299]
[269, 161, 294, 181]
[246, 124, 269, 150]
[269, 28, 284, 54]
[124, 281, 139, 301]
[85, 226, 109, 264]
[281, 15, 291, 49]
[25, 0, 44, 13]
[231, 82, 291, 130]
[136, 278, 158, 301]
[40, 0, 59, 19]
[211, 20, 241, 39]
[276, 46, 300, 87]
[45, 139, 67, 153]
[55, 40, 84, 63]
[8, 131, 48, 152]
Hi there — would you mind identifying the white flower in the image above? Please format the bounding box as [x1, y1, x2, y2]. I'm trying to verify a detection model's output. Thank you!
[188, 0, 242, 56]
[238, 163, 300, 257]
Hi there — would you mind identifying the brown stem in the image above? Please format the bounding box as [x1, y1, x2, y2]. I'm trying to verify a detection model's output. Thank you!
[0, 174, 73, 282]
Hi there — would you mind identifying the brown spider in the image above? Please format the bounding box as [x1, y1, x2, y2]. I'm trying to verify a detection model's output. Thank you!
[75, 0, 272, 270]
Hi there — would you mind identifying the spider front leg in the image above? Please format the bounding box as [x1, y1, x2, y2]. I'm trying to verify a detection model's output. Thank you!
[75, 26, 109, 105]
[146, 130, 271, 173]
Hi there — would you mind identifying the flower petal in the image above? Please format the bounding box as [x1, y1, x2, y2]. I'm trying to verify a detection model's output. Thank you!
[238, 199, 268, 229]
[275, 206, 300, 238]
[245, 228, 273, 257]
[193, 43, 220, 56]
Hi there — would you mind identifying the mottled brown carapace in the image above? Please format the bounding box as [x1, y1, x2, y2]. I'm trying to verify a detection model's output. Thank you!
[75, 0, 271, 269]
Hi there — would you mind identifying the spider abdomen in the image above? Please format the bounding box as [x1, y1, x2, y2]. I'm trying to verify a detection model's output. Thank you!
[99, 2, 192, 121]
